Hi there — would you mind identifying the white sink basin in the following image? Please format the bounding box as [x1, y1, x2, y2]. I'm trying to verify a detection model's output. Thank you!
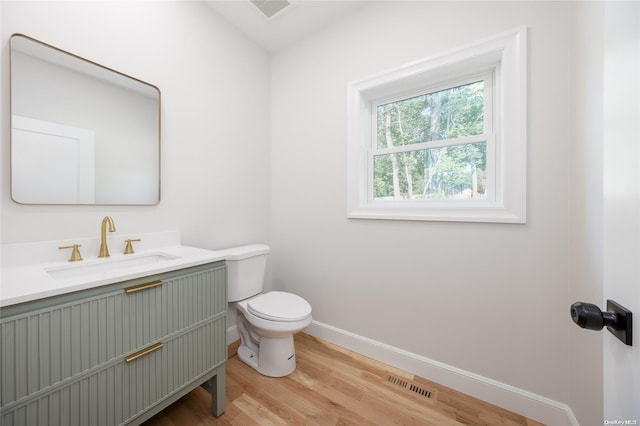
[46, 252, 180, 279]
[1, 231, 228, 307]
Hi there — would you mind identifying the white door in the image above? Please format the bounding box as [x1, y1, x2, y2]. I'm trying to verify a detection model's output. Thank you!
[602, 1, 640, 422]
[11, 115, 95, 204]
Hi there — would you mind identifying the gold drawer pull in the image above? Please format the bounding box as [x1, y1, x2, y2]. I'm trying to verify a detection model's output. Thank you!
[125, 342, 164, 363]
[124, 280, 163, 294]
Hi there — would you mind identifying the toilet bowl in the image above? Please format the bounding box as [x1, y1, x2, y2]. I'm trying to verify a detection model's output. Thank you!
[225, 244, 312, 377]
[235, 291, 312, 377]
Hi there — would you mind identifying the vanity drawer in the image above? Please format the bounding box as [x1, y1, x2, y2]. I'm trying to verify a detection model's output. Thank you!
[122, 265, 226, 350]
[0, 316, 226, 426]
[0, 263, 226, 409]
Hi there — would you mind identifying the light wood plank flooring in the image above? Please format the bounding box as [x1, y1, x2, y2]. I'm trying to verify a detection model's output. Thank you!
[143, 333, 544, 425]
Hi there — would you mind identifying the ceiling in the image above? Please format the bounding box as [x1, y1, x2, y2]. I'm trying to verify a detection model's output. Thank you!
[204, 0, 366, 52]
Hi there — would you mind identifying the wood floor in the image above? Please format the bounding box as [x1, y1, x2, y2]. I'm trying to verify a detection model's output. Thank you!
[143, 333, 544, 425]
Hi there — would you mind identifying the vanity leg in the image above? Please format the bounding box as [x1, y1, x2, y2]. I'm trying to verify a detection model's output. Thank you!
[208, 366, 226, 417]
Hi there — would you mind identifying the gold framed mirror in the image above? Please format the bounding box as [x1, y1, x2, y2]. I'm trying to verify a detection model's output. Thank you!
[10, 34, 161, 205]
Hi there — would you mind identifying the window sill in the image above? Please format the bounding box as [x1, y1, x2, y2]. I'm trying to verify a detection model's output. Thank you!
[347, 200, 526, 223]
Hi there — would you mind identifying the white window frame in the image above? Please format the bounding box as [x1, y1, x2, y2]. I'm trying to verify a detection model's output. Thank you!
[370, 71, 496, 203]
[347, 27, 527, 223]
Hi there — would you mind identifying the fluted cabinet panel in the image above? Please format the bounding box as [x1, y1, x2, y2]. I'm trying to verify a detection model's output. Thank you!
[0, 262, 227, 426]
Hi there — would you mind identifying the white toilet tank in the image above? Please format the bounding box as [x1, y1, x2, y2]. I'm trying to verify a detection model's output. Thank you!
[224, 244, 270, 302]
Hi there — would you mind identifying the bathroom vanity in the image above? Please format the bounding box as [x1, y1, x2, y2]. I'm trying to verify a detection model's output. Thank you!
[0, 232, 228, 425]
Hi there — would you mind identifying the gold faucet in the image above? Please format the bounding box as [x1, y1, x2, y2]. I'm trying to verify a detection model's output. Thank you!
[59, 244, 83, 262]
[124, 238, 141, 254]
[98, 216, 116, 258]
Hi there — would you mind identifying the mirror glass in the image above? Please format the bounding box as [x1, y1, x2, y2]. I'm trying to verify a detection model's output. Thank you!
[10, 34, 161, 205]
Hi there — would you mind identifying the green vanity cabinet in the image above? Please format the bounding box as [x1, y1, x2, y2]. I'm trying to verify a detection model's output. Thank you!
[0, 261, 227, 426]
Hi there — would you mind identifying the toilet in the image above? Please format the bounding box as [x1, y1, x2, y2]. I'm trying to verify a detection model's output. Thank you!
[225, 244, 312, 377]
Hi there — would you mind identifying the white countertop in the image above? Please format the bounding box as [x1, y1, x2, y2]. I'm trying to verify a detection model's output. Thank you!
[0, 231, 230, 307]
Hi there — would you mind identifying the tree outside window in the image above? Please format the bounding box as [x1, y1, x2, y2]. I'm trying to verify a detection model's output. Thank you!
[373, 80, 488, 201]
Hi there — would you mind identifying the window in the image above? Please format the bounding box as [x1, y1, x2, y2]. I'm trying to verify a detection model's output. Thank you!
[372, 74, 493, 202]
[347, 27, 527, 223]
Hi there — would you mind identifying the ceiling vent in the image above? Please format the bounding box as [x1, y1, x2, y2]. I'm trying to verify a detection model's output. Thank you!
[250, 0, 291, 20]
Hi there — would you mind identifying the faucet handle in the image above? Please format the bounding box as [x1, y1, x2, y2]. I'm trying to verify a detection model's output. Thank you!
[59, 244, 83, 262]
[124, 239, 141, 254]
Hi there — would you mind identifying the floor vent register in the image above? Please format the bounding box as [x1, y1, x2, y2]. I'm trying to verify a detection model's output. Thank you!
[384, 374, 435, 400]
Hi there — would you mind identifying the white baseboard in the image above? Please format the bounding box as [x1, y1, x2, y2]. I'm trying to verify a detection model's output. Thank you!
[227, 324, 239, 345]
[304, 320, 579, 426]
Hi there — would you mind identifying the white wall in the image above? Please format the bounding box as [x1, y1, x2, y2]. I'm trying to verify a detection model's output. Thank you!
[1, 1, 271, 250]
[271, 0, 573, 413]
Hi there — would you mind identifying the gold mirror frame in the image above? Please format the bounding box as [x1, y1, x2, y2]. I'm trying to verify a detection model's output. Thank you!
[9, 34, 161, 205]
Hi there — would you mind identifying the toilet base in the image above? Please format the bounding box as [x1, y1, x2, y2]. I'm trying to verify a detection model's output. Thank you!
[238, 334, 297, 377]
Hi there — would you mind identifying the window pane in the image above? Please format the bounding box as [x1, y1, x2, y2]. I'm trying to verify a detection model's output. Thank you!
[376, 81, 484, 149]
[373, 142, 487, 200]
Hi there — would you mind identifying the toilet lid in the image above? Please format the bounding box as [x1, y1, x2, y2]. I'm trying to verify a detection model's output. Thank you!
[247, 291, 312, 322]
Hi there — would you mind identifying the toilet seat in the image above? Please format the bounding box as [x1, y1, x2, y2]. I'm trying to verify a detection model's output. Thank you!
[247, 291, 312, 322]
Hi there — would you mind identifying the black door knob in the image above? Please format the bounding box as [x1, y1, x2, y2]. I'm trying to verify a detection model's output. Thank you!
[571, 302, 615, 330]
[570, 300, 633, 346]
